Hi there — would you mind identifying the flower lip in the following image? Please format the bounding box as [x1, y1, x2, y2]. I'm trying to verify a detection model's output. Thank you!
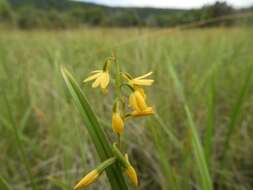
[129, 71, 154, 86]
[130, 107, 155, 117]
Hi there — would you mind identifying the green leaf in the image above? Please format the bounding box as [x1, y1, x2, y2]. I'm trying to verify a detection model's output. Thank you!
[61, 66, 128, 190]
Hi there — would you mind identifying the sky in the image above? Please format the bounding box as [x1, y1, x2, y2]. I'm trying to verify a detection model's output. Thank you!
[79, 0, 253, 9]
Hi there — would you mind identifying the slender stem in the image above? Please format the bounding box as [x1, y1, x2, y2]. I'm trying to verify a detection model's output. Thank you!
[114, 54, 121, 98]
[117, 134, 121, 150]
[113, 54, 124, 151]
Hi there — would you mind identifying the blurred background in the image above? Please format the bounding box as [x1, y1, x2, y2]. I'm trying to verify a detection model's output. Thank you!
[0, 0, 253, 190]
[0, 0, 253, 28]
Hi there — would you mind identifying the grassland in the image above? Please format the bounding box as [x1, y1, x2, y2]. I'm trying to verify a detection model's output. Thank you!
[0, 28, 253, 190]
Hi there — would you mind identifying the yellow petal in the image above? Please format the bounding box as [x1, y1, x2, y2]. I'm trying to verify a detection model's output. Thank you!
[131, 79, 154, 86]
[74, 170, 99, 189]
[90, 70, 102, 74]
[112, 112, 124, 134]
[135, 87, 146, 99]
[129, 93, 141, 112]
[130, 107, 154, 117]
[100, 72, 110, 89]
[92, 75, 102, 88]
[134, 91, 147, 111]
[126, 166, 138, 186]
[134, 72, 153, 80]
[83, 72, 102, 83]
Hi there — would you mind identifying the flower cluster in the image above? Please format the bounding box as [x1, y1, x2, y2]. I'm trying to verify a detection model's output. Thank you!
[74, 55, 154, 189]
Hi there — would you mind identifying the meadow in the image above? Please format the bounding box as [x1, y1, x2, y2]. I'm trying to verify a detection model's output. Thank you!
[0, 27, 253, 190]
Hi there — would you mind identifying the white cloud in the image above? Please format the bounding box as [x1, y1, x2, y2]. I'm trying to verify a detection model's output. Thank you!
[82, 0, 253, 8]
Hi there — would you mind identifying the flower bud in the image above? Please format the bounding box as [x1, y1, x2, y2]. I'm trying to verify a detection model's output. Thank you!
[126, 165, 138, 186]
[125, 154, 138, 186]
[112, 112, 124, 134]
[74, 170, 99, 189]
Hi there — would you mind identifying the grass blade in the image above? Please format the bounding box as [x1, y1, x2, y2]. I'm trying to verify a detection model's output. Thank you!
[204, 76, 216, 166]
[220, 65, 253, 163]
[61, 66, 128, 190]
[168, 63, 213, 190]
[184, 105, 213, 190]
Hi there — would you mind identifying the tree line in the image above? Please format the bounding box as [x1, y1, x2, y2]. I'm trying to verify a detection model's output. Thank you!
[0, 0, 252, 29]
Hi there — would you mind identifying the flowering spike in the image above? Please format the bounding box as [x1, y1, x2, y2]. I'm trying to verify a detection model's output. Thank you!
[80, 55, 154, 189]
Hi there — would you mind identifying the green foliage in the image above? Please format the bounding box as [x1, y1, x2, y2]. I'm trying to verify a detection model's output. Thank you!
[0, 0, 13, 23]
[0, 0, 251, 29]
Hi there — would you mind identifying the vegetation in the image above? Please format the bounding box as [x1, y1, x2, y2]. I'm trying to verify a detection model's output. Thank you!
[0, 27, 253, 190]
[0, 0, 252, 29]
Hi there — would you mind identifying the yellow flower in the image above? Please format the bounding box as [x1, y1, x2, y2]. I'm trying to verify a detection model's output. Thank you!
[125, 154, 138, 186]
[112, 112, 124, 134]
[83, 70, 110, 90]
[74, 169, 99, 189]
[128, 88, 152, 111]
[129, 90, 147, 112]
[130, 107, 154, 117]
[128, 89, 154, 117]
[129, 72, 154, 86]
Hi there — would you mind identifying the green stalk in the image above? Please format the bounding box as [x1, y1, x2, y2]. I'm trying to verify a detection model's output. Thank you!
[61, 67, 128, 190]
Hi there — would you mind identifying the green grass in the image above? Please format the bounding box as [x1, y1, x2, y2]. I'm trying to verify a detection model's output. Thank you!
[0, 28, 253, 190]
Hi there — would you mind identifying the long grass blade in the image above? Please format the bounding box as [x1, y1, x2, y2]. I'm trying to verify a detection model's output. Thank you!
[61, 66, 128, 190]
[220, 65, 253, 164]
[204, 76, 216, 166]
[184, 105, 213, 190]
[168, 63, 213, 190]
